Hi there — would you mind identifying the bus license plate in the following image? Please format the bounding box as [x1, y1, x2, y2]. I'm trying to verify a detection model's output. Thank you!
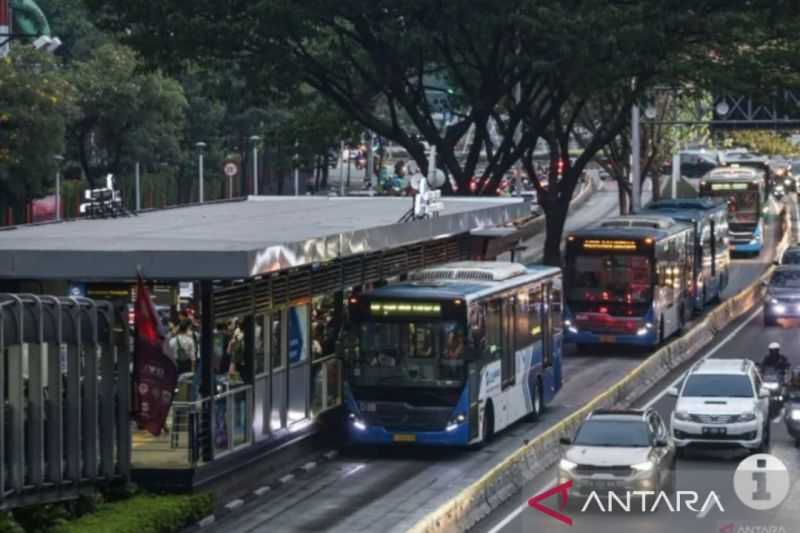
[599, 335, 616, 343]
[393, 434, 416, 443]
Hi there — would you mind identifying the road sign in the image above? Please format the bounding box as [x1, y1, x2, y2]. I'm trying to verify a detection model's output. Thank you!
[224, 160, 239, 177]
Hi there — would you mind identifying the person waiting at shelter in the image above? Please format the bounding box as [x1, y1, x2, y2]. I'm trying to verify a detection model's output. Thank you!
[169, 319, 196, 374]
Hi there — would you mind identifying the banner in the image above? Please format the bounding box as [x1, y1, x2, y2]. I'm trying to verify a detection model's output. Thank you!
[132, 275, 177, 436]
[32, 195, 57, 222]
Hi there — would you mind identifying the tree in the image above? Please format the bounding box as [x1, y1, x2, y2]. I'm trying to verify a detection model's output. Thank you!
[66, 43, 187, 187]
[723, 130, 799, 157]
[87, 0, 799, 265]
[0, 48, 75, 219]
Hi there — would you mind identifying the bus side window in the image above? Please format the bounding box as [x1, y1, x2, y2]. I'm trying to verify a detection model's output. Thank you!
[550, 282, 562, 336]
[468, 304, 487, 359]
[528, 287, 543, 344]
[516, 289, 532, 347]
[485, 300, 502, 360]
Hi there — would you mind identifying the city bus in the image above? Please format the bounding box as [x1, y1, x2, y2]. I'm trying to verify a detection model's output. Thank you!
[641, 198, 730, 313]
[343, 261, 563, 446]
[564, 215, 694, 348]
[699, 167, 767, 256]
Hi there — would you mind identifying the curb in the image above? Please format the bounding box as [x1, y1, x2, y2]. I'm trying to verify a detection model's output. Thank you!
[409, 209, 793, 533]
[183, 448, 340, 531]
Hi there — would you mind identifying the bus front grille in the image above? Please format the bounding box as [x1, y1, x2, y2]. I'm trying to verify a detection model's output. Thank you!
[362, 405, 452, 431]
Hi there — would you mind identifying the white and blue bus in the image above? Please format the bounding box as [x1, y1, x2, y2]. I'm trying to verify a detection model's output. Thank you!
[343, 261, 563, 446]
[564, 215, 694, 348]
[699, 167, 767, 256]
[641, 198, 730, 313]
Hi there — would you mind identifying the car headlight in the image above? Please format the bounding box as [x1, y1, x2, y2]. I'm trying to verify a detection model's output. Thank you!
[739, 412, 757, 422]
[559, 459, 577, 471]
[763, 382, 779, 391]
[674, 410, 691, 421]
[631, 461, 654, 472]
[568, 326, 578, 334]
[770, 297, 779, 305]
[790, 410, 800, 421]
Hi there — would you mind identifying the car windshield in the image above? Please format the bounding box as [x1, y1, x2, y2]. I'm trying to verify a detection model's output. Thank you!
[569, 254, 652, 304]
[770, 270, 800, 288]
[781, 251, 800, 265]
[573, 420, 651, 447]
[682, 374, 754, 398]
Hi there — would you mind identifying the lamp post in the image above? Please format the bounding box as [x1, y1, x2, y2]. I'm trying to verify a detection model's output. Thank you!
[293, 140, 300, 196]
[53, 155, 64, 221]
[250, 135, 261, 195]
[195, 141, 207, 203]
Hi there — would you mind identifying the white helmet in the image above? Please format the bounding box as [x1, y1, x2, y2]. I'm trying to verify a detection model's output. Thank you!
[769, 342, 780, 351]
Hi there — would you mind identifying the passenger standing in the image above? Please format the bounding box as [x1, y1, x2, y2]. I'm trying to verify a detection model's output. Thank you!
[169, 320, 196, 375]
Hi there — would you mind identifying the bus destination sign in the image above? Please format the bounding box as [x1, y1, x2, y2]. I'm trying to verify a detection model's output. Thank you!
[709, 182, 750, 191]
[369, 302, 442, 317]
[582, 239, 638, 251]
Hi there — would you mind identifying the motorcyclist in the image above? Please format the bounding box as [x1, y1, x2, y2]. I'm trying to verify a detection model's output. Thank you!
[761, 342, 790, 373]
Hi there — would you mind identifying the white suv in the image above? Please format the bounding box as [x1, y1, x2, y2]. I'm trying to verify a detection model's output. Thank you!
[668, 358, 771, 455]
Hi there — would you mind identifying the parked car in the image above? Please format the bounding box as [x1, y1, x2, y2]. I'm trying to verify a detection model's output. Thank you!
[558, 409, 676, 496]
[669, 358, 771, 456]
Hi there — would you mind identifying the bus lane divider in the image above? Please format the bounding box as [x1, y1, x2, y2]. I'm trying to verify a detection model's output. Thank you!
[408, 209, 793, 533]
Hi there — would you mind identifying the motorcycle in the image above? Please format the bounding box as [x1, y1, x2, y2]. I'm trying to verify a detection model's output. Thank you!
[760, 367, 787, 417]
[785, 367, 800, 447]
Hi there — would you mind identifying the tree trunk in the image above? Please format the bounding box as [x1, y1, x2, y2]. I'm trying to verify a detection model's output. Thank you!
[651, 172, 661, 201]
[617, 179, 629, 215]
[322, 152, 329, 188]
[542, 204, 568, 267]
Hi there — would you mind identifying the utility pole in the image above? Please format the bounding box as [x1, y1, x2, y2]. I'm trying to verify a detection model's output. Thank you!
[53, 155, 64, 221]
[196, 141, 207, 203]
[366, 132, 375, 188]
[339, 141, 345, 196]
[631, 105, 642, 213]
[134, 161, 141, 211]
[250, 135, 261, 195]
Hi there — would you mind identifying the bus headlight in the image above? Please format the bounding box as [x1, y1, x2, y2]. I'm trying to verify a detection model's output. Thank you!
[636, 322, 653, 336]
[790, 409, 800, 421]
[446, 413, 466, 432]
[349, 413, 367, 431]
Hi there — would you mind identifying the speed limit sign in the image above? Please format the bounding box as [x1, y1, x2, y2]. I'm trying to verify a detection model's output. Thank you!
[223, 160, 239, 177]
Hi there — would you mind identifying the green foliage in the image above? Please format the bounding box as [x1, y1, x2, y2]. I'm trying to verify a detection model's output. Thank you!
[52, 493, 213, 533]
[66, 43, 187, 187]
[10, 503, 69, 533]
[724, 131, 799, 157]
[0, 512, 25, 533]
[0, 48, 75, 214]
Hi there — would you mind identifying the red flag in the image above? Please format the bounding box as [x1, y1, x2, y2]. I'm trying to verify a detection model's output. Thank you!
[132, 275, 177, 436]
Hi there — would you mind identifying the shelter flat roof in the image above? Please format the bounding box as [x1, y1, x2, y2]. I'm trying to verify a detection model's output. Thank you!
[0, 196, 528, 281]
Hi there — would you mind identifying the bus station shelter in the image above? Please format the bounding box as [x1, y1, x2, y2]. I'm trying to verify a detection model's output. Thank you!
[0, 195, 534, 490]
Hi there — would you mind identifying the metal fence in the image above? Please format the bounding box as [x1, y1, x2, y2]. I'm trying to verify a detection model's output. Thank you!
[0, 294, 130, 511]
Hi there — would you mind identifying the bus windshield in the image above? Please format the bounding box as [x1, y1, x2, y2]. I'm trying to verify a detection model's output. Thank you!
[350, 320, 468, 386]
[702, 187, 759, 224]
[569, 254, 653, 304]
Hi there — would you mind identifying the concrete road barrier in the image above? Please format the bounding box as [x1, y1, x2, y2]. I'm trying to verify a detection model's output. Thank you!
[408, 209, 792, 533]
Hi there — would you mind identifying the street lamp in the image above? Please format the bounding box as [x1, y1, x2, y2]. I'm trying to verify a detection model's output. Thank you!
[195, 141, 207, 203]
[250, 135, 261, 195]
[53, 155, 64, 221]
[293, 140, 300, 196]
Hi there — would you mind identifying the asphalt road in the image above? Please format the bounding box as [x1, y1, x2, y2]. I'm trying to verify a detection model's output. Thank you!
[203, 189, 793, 533]
[474, 306, 800, 533]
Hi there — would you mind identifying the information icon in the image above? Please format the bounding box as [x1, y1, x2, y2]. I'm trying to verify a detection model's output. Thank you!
[733, 453, 790, 510]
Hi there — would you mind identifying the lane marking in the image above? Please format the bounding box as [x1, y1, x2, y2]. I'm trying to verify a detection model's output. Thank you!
[642, 306, 762, 409]
[486, 479, 556, 533]
[253, 486, 271, 497]
[225, 499, 244, 511]
[302, 461, 317, 472]
[279, 474, 295, 484]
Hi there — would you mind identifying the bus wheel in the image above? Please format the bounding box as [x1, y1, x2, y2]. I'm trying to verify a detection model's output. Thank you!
[482, 403, 495, 443]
